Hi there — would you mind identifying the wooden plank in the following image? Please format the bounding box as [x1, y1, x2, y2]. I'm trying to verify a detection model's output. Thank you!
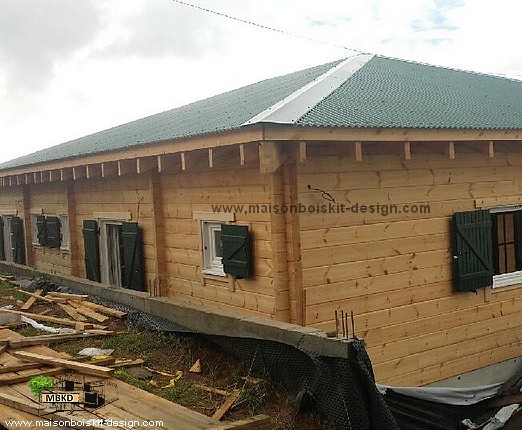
[0, 362, 43, 374]
[208, 148, 214, 168]
[193, 384, 229, 396]
[0, 367, 65, 385]
[75, 300, 127, 318]
[11, 350, 114, 377]
[212, 389, 241, 421]
[355, 141, 363, 161]
[57, 303, 88, 322]
[207, 415, 272, 430]
[17, 289, 66, 304]
[239, 144, 245, 166]
[7, 333, 100, 348]
[181, 152, 186, 171]
[403, 141, 411, 160]
[48, 291, 89, 300]
[68, 302, 109, 323]
[0, 308, 105, 329]
[20, 289, 42, 311]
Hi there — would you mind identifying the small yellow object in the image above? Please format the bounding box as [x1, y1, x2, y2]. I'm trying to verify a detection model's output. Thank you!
[148, 380, 159, 387]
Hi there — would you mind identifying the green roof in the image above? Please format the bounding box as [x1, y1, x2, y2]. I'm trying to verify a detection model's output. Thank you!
[2, 55, 522, 171]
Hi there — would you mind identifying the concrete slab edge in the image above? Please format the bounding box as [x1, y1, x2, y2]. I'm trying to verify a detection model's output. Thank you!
[0, 262, 352, 359]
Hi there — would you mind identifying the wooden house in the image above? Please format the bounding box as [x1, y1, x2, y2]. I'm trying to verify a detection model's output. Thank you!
[1, 54, 522, 387]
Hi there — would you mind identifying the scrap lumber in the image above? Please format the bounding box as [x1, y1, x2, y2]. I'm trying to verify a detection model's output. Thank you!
[20, 288, 42, 311]
[48, 291, 89, 300]
[0, 308, 106, 329]
[57, 302, 87, 322]
[0, 367, 65, 385]
[194, 384, 229, 396]
[212, 389, 241, 421]
[207, 415, 272, 430]
[6, 332, 102, 349]
[72, 300, 127, 318]
[16, 289, 66, 303]
[108, 358, 145, 368]
[0, 362, 44, 374]
[69, 301, 109, 323]
[11, 350, 114, 378]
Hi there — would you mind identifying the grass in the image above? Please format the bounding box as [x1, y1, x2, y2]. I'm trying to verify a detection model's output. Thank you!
[162, 379, 199, 407]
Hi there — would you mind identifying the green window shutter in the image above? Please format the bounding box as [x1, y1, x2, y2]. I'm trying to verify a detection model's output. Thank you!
[45, 216, 61, 249]
[121, 222, 145, 291]
[0, 218, 5, 261]
[10, 216, 26, 265]
[36, 215, 47, 246]
[221, 224, 253, 279]
[452, 210, 493, 292]
[82, 220, 100, 282]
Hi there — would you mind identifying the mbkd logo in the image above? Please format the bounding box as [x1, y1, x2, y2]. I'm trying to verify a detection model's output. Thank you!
[41, 392, 81, 403]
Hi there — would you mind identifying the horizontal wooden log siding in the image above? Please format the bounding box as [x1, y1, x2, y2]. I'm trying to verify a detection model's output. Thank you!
[160, 145, 277, 319]
[30, 183, 72, 276]
[299, 140, 522, 386]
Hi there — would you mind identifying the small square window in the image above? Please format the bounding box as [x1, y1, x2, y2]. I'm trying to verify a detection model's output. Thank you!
[202, 221, 225, 276]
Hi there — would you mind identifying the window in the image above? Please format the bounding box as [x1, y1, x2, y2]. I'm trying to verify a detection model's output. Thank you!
[202, 221, 225, 276]
[491, 207, 522, 288]
[59, 215, 70, 251]
[30, 213, 40, 245]
[452, 207, 522, 291]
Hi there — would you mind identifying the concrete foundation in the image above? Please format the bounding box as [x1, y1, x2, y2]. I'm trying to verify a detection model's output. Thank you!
[0, 262, 351, 359]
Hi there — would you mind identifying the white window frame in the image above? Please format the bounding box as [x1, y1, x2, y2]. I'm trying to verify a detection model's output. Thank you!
[59, 215, 70, 251]
[30, 213, 40, 246]
[201, 221, 225, 277]
[491, 205, 522, 289]
[1, 214, 14, 262]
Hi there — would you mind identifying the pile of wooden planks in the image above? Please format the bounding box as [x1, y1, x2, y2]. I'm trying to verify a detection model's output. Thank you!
[1, 287, 127, 332]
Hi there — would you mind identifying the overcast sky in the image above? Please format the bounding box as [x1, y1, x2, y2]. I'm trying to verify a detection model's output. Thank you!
[0, 0, 521, 164]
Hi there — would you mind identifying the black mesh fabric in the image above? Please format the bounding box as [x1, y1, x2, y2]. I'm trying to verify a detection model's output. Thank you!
[94, 298, 400, 430]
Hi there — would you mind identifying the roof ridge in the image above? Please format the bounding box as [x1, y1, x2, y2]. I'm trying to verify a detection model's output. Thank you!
[242, 54, 374, 126]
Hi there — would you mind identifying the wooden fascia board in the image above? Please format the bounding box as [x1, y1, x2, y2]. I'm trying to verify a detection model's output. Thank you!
[263, 125, 522, 142]
[0, 126, 264, 177]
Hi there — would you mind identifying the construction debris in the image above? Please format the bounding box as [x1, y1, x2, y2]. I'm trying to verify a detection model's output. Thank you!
[213, 390, 242, 421]
[190, 358, 202, 373]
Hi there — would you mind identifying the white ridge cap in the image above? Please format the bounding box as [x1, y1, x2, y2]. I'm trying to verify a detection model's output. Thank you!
[242, 53, 374, 126]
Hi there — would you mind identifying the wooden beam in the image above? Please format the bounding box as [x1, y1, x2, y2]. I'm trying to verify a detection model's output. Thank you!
[157, 153, 179, 172]
[403, 141, 411, 160]
[21, 185, 35, 267]
[299, 141, 307, 163]
[118, 159, 135, 176]
[68, 301, 109, 323]
[57, 303, 87, 322]
[86, 163, 102, 179]
[212, 390, 241, 421]
[448, 141, 455, 159]
[0, 308, 105, 329]
[49, 170, 60, 182]
[149, 173, 167, 297]
[40, 171, 48, 183]
[101, 161, 118, 178]
[259, 141, 286, 173]
[208, 148, 214, 168]
[11, 350, 113, 377]
[6, 332, 101, 348]
[72, 300, 127, 318]
[180, 152, 186, 171]
[60, 168, 73, 181]
[136, 157, 158, 174]
[24, 173, 34, 184]
[0, 362, 43, 374]
[48, 291, 88, 300]
[73, 165, 86, 180]
[355, 141, 363, 162]
[488, 140, 495, 158]
[66, 183, 80, 277]
[20, 288, 43, 311]
[0, 368, 65, 385]
[239, 144, 245, 166]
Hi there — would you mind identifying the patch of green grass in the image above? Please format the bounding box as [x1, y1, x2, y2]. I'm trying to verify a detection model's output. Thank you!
[13, 290, 29, 302]
[162, 379, 199, 407]
[113, 369, 155, 393]
[102, 330, 170, 356]
[0, 281, 13, 293]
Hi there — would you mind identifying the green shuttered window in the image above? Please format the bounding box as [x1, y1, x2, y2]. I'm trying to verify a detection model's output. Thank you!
[221, 224, 253, 279]
[451, 210, 493, 292]
[121, 222, 145, 291]
[82, 220, 101, 282]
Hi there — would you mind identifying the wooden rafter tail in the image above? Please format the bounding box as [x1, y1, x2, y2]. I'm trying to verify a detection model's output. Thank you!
[299, 141, 307, 163]
[403, 141, 411, 160]
[448, 141, 455, 159]
[488, 140, 495, 158]
[208, 148, 214, 168]
[239, 143, 245, 165]
[181, 152, 186, 171]
[355, 141, 363, 161]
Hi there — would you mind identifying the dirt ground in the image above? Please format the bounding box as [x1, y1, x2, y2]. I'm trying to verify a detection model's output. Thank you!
[0, 279, 330, 430]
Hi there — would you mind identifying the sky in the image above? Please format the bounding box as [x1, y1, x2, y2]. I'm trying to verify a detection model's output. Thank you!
[0, 0, 521, 164]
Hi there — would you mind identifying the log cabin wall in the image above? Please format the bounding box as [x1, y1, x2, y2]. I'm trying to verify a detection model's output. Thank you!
[160, 145, 278, 319]
[72, 174, 155, 284]
[298, 140, 522, 386]
[29, 182, 71, 275]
